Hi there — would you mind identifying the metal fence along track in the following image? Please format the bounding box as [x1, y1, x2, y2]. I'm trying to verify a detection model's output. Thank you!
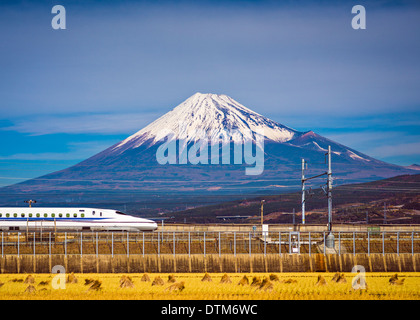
[1, 231, 419, 257]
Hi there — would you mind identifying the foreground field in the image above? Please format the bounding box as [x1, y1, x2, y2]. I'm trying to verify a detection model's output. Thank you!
[0, 272, 419, 300]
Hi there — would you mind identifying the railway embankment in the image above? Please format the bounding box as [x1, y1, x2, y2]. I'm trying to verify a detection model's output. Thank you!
[1, 253, 419, 274]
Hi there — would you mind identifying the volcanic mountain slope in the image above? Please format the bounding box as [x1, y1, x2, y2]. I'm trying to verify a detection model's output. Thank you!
[166, 173, 420, 224]
[0, 93, 415, 200]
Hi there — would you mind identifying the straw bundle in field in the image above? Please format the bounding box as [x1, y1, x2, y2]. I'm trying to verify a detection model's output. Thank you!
[24, 285, 36, 293]
[152, 276, 165, 286]
[141, 274, 151, 282]
[87, 280, 102, 291]
[24, 275, 35, 284]
[389, 274, 405, 286]
[336, 273, 347, 283]
[258, 278, 273, 292]
[201, 273, 212, 282]
[238, 275, 249, 286]
[282, 278, 297, 284]
[66, 273, 78, 284]
[220, 274, 231, 284]
[250, 277, 262, 287]
[120, 275, 135, 288]
[316, 275, 327, 286]
[165, 281, 185, 292]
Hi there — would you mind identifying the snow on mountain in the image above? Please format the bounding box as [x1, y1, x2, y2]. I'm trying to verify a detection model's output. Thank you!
[405, 164, 420, 171]
[111, 93, 297, 155]
[286, 130, 374, 163]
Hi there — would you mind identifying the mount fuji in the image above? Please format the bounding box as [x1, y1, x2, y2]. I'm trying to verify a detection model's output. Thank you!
[0, 93, 415, 208]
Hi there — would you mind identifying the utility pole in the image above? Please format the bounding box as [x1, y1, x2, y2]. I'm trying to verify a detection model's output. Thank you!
[327, 145, 333, 233]
[384, 202, 387, 224]
[292, 208, 296, 225]
[24, 200, 36, 208]
[325, 146, 334, 248]
[260, 200, 265, 225]
[300, 145, 334, 248]
[301, 159, 306, 224]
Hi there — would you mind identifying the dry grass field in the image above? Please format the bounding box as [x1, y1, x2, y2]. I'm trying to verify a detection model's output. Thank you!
[0, 272, 419, 300]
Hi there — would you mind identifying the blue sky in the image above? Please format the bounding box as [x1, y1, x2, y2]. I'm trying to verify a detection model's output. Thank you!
[0, 0, 419, 187]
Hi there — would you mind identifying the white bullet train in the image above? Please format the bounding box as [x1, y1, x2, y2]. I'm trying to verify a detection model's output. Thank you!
[0, 207, 158, 232]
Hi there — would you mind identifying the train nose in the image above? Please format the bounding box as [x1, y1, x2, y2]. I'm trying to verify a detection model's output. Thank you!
[145, 219, 158, 231]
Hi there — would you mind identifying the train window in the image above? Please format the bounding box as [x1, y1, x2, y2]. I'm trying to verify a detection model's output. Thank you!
[21, 213, 25, 217]
[51, 214, 55, 218]
[0, 213, 2, 217]
[66, 214, 70, 218]
[13, 213, 17, 217]
[43, 214, 47, 218]
[29, 213, 32, 218]
[6, 213, 10, 218]
[73, 213, 77, 217]
[36, 213, 40, 217]
[81, 213, 85, 218]
[59, 213, 63, 218]
[116, 211, 126, 215]
[92, 211, 95, 215]
[100, 212, 102, 217]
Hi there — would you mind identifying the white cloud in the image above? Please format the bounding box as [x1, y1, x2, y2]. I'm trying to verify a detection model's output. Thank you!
[323, 130, 420, 160]
[0, 140, 115, 161]
[2, 112, 161, 136]
[370, 142, 420, 158]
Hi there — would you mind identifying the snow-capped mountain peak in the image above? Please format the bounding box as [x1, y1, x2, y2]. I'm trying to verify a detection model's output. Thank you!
[112, 93, 297, 153]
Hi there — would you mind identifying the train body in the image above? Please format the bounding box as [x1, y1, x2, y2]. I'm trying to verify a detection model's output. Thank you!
[0, 207, 158, 232]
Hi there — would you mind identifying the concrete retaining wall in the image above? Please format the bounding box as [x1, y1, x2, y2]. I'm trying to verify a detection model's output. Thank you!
[1, 253, 418, 274]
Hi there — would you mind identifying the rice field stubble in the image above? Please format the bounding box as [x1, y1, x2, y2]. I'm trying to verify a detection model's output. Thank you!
[0, 272, 419, 300]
